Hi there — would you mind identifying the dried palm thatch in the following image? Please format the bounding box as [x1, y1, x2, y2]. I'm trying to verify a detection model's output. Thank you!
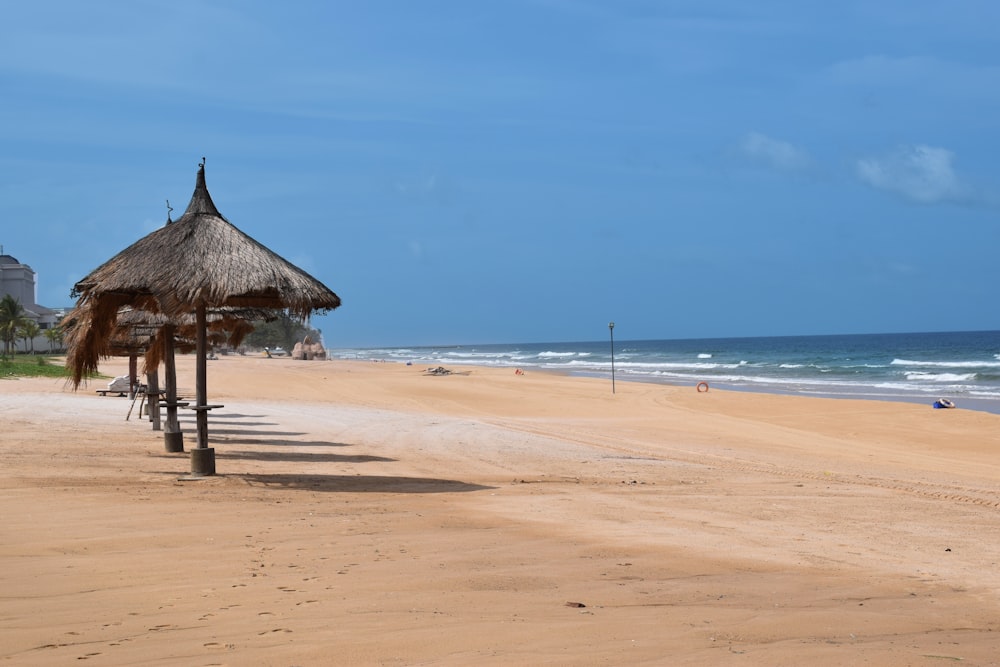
[72, 162, 339, 318]
[67, 161, 340, 386]
[63, 304, 267, 378]
[67, 160, 341, 466]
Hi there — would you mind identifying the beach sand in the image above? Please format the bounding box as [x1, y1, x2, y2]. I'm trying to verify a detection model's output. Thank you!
[2, 354, 999, 665]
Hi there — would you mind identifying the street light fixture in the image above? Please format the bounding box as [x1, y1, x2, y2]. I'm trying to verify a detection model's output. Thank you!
[609, 321, 616, 394]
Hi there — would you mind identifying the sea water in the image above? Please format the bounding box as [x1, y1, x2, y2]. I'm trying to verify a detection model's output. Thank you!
[327, 330, 1000, 414]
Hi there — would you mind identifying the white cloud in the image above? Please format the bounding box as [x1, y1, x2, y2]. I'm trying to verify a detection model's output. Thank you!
[740, 132, 810, 171]
[856, 145, 967, 204]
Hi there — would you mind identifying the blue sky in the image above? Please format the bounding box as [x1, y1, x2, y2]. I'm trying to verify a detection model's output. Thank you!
[2, 1, 998, 347]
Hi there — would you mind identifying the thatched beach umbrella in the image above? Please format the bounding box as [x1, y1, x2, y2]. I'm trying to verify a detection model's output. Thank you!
[65, 303, 271, 451]
[69, 160, 341, 474]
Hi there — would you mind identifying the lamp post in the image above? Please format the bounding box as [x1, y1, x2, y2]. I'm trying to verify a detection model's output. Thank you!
[608, 321, 616, 394]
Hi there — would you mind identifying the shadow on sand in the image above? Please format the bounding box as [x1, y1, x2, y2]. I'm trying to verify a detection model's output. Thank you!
[239, 473, 494, 494]
[213, 437, 353, 448]
[192, 428, 309, 438]
[158, 412, 489, 493]
[221, 450, 395, 464]
[206, 413, 269, 419]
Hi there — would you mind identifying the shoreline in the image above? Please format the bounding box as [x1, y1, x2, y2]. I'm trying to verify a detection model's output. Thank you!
[562, 367, 1000, 415]
[26, 345, 1000, 415]
[331, 331, 1000, 416]
[3, 355, 1000, 664]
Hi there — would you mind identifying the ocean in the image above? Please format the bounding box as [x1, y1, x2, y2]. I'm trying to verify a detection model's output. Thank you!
[327, 330, 1000, 415]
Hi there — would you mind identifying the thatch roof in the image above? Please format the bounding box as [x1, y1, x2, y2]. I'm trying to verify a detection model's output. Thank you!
[67, 161, 341, 386]
[63, 304, 267, 379]
[72, 162, 341, 319]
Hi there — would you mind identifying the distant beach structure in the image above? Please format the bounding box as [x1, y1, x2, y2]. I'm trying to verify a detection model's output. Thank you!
[0, 250, 63, 351]
[292, 335, 326, 360]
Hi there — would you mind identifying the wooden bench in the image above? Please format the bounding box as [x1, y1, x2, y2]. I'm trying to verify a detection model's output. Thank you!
[144, 389, 192, 399]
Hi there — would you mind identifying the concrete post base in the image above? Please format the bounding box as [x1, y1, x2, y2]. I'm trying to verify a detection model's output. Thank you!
[164, 431, 184, 453]
[190, 447, 216, 476]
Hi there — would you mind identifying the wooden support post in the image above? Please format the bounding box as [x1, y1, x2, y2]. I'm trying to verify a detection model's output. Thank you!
[128, 353, 139, 397]
[195, 302, 208, 450]
[190, 302, 215, 475]
[147, 368, 161, 431]
[163, 323, 184, 452]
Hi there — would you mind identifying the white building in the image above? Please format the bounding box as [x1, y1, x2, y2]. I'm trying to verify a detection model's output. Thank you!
[0, 251, 63, 351]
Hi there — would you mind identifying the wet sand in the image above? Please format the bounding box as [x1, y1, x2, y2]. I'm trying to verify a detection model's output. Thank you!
[2, 354, 999, 665]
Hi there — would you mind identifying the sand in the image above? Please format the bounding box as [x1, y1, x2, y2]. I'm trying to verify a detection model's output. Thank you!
[2, 354, 999, 665]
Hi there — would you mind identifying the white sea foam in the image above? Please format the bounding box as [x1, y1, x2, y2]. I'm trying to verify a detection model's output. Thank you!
[904, 371, 977, 382]
[447, 351, 517, 360]
[697, 353, 712, 359]
[561, 360, 747, 371]
[892, 358, 1000, 368]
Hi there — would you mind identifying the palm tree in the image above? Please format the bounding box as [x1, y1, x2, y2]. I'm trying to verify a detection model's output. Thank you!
[44, 325, 64, 353]
[0, 294, 28, 356]
[18, 320, 41, 354]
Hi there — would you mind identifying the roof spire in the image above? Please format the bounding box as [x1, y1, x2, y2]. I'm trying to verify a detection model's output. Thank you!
[181, 157, 223, 218]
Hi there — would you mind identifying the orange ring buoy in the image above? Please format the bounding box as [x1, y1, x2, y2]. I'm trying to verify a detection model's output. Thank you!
[696, 382, 709, 393]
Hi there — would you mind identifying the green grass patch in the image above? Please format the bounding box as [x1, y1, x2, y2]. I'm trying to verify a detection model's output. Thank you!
[0, 355, 76, 379]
